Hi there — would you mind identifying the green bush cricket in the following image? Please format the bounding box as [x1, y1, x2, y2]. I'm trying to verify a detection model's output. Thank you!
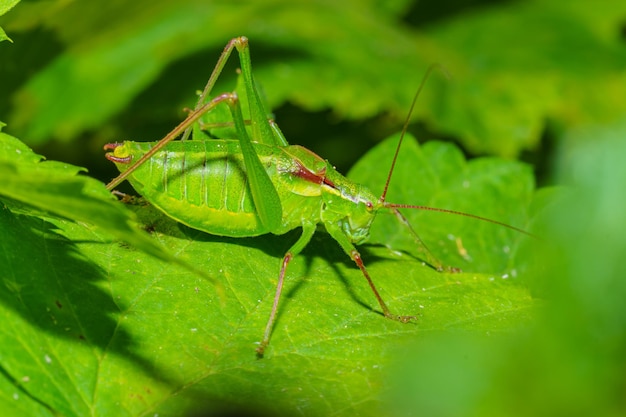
[104, 36, 530, 357]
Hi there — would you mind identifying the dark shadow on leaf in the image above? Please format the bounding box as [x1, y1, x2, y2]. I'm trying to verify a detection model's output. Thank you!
[361, 242, 446, 272]
[131, 202, 297, 260]
[0, 362, 57, 414]
[130, 202, 442, 321]
[292, 234, 388, 318]
[0, 207, 186, 392]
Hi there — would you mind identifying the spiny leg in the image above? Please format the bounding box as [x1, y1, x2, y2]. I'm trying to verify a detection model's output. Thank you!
[257, 223, 317, 358]
[350, 250, 415, 323]
[256, 253, 291, 358]
[107, 37, 281, 191]
[324, 222, 415, 323]
[106, 40, 248, 190]
[106, 93, 240, 190]
[185, 36, 285, 147]
[181, 37, 247, 142]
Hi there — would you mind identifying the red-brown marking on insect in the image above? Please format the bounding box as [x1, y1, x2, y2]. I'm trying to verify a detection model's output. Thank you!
[290, 160, 337, 189]
[283, 145, 337, 188]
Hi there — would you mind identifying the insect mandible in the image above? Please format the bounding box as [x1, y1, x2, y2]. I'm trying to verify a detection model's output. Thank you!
[104, 36, 530, 357]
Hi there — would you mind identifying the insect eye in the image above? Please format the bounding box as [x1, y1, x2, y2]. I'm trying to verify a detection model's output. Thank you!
[365, 201, 374, 210]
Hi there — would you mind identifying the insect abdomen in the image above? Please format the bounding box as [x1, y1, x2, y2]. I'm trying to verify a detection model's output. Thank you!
[115, 140, 279, 236]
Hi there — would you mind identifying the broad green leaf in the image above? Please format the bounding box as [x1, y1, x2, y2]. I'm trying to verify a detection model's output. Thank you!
[0, 133, 215, 283]
[2, 1, 624, 414]
[384, 120, 626, 417]
[0, 135, 538, 416]
[349, 134, 534, 274]
[0, 0, 20, 16]
[0, 0, 19, 42]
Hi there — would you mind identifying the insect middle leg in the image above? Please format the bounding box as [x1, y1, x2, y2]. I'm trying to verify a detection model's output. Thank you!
[256, 223, 317, 358]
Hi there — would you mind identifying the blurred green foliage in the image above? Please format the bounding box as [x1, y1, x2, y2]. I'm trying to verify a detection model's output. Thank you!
[1, 0, 625, 416]
[388, 126, 626, 417]
[1, 0, 625, 176]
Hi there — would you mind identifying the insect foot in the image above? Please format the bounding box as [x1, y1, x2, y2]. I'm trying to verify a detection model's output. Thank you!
[436, 265, 462, 273]
[385, 313, 417, 324]
[256, 343, 268, 359]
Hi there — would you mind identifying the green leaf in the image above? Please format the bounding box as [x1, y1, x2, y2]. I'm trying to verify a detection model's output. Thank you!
[0, 0, 21, 16]
[384, 119, 626, 417]
[349, 134, 534, 274]
[421, 0, 626, 156]
[0, 26, 10, 43]
[3, 1, 624, 414]
[0, 133, 538, 416]
[0, 133, 215, 284]
[0, 0, 20, 42]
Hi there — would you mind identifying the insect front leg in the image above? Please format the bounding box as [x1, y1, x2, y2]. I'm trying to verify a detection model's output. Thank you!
[324, 223, 416, 323]
[106, 93, 241, 190]
[257, 223, 317, 358]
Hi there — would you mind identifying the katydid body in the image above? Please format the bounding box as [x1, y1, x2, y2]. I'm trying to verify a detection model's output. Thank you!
[105, 37, 530, 357]
[106, 140, 375, 239]
[105, 134, 415, 356]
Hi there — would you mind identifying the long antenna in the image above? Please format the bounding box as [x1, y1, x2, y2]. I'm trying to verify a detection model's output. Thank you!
[379, 64, 447, 203]
[383, 203, 537, 238]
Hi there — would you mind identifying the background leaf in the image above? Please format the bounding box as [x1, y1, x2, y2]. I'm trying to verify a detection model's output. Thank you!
[0, 0, 20, 42]
[1, 0, 624, 175]
[386, 119, 626, 417]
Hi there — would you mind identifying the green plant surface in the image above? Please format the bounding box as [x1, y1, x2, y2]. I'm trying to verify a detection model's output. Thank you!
[0, 132, 538, 416]
[386, 120, 626, 417]
[0, 130, 213, 283]
[0, 0, 19, 41]
[349, 134, 534, 273]
[0, 0, 17, 42]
